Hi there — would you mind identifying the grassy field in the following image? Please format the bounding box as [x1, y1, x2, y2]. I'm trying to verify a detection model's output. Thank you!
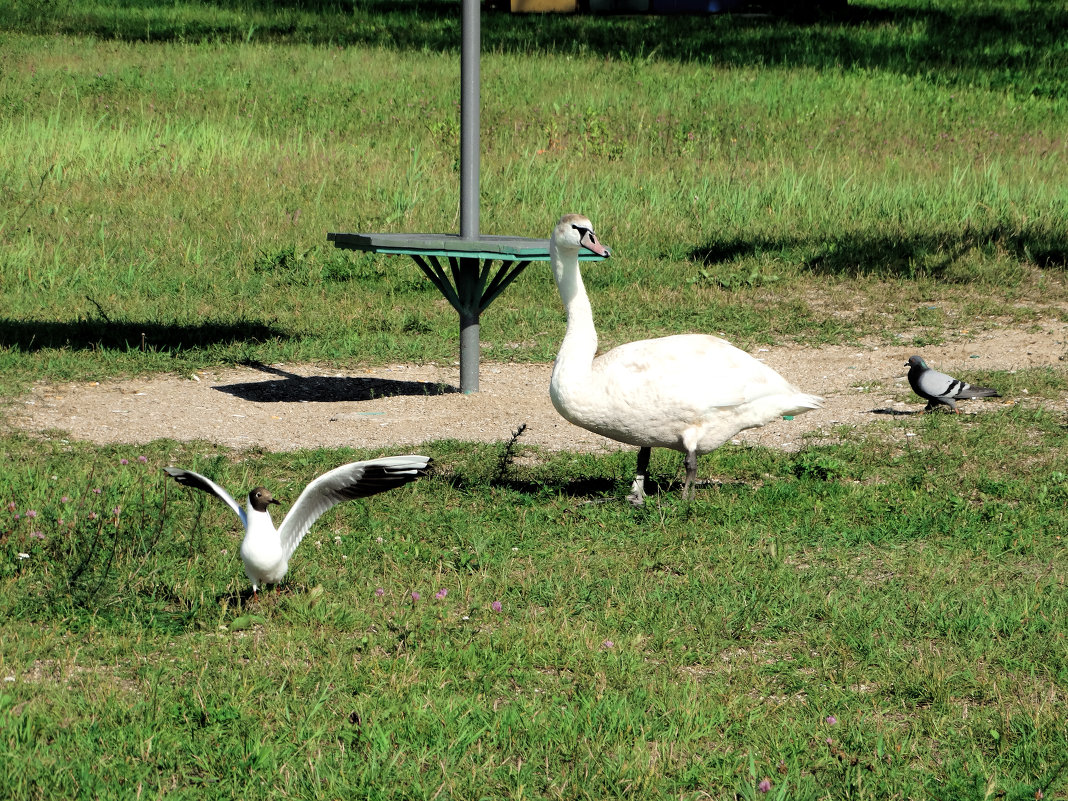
[1, 0, 1067, 798]
[2, 415, 1067, 799]
[1, 0, 1067, 394]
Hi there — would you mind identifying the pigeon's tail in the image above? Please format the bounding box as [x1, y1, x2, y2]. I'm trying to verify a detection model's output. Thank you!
[956, 384, 1000, 400]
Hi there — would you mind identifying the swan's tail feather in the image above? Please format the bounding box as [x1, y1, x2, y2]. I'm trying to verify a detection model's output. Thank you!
[782, 393, 824, 417]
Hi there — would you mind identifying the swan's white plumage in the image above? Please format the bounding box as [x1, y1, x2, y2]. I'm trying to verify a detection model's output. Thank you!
[547, 214, 822, 503]
[164, 455, 431, 593]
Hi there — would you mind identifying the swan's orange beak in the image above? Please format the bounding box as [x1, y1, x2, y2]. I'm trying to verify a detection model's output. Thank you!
[579, 229, 610, 258]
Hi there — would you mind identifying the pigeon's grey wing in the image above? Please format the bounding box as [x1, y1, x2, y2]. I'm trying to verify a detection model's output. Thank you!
[162, 467, 247, 528]
[954, 382, 1001, 399]
[277, 455, 432, 560]
[916, 367, 963, 400]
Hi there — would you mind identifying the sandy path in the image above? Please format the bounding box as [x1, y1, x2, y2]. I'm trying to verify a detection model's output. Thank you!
[7, 323, 1066, 454]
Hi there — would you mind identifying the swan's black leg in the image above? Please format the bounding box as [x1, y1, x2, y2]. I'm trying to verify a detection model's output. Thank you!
[628, 447, 651, 507]
[682, 450, 698, 500]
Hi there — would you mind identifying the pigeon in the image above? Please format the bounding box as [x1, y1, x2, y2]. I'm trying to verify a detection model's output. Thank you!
[905, 355, 1001, 413]
[163, 455, 432, 596]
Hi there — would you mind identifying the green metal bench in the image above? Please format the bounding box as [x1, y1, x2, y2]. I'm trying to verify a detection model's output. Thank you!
[326, 232, 606, 393]
[327, 0, 608, 394]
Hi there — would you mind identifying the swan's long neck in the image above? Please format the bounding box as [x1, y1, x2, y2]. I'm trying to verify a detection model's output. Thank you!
[550, 244, 599, 376]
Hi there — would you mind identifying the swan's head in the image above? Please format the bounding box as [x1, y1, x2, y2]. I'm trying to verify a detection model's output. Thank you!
[550, 214, 611, 258]
[248, 487, 280, 513]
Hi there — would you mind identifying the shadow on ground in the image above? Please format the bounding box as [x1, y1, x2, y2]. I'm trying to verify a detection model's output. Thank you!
[871, 407, 916, 416]
[213, 362, 459, 403]
[0, 318, 288, 353]
[690, 224, 1068, 280]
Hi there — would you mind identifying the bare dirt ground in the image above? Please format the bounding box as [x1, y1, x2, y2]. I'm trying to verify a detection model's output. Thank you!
[7, 321, 1067, 455]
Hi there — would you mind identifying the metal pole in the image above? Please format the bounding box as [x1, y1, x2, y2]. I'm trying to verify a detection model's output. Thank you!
[459, 310, 480, 393]
[458, 0, 480, 391]
[454, 254, 480, 394]
[460, 0, 479, 241]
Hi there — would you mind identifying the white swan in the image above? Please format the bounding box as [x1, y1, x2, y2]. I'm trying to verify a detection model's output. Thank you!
[163, 455, 431, 596]
[548, 214, 822, 505]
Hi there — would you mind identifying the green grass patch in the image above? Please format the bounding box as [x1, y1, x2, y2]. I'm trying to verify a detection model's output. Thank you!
[1, 409, 1067, 798]
[0, 0, 1067, 394]
[2, 3, 1068, 796]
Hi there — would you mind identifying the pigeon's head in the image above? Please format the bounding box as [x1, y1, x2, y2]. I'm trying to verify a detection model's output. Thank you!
[248, 487, 280, 513]
[906, 355, 927, 370]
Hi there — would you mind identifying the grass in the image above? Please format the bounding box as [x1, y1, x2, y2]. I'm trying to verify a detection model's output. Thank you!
[1, 0, 1067, 797]
[1, 408, 1066, 799]
[1, 0, 1067, 394]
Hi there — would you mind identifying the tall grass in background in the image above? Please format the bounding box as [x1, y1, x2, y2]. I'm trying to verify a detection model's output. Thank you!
[0, 0, 1066, 392]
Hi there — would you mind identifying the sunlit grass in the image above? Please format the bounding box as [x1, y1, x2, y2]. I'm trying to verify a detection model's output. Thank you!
[0, 408, 1065, 798]
[1, 3, 1067, 796]
[1, 1, 1067, 394]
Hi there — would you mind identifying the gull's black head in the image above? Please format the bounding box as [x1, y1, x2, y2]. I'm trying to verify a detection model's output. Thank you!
[248, 487, 280, 513]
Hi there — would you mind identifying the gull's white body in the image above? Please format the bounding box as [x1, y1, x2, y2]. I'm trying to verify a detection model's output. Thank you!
[240, 502, 289, 588]
[164, 455, 431, 593]
[548, 214, 822, 503]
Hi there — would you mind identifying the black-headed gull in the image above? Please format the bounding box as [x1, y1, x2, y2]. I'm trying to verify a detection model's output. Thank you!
[163, 455, 432, 596]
